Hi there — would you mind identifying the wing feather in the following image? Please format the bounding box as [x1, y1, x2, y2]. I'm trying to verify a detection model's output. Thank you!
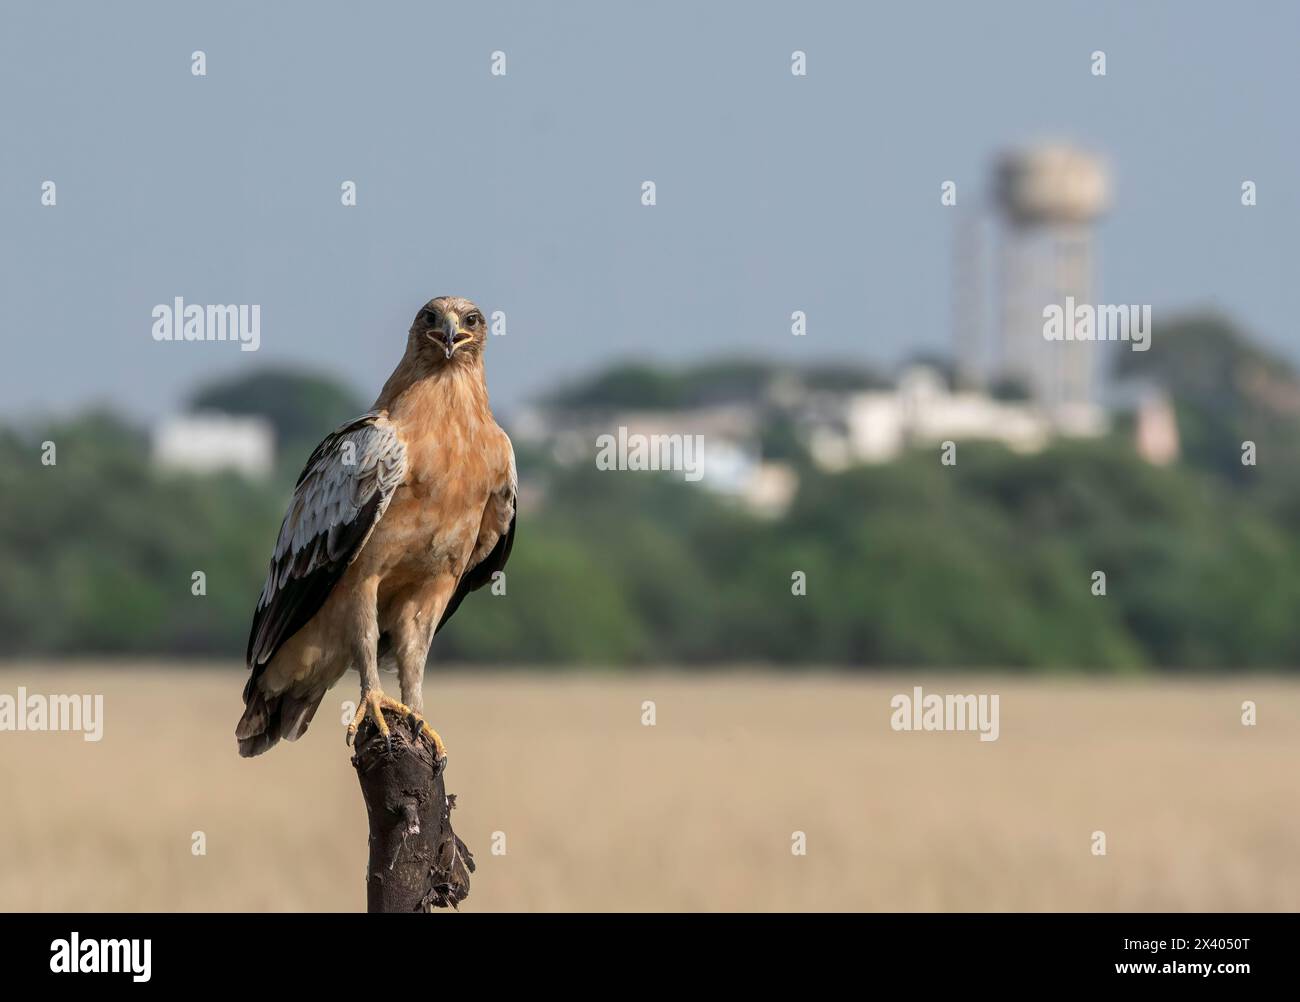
[245, 413, 407, 670]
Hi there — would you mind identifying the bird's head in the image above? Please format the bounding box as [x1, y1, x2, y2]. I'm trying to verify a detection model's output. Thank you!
[409, 296, 487, 364]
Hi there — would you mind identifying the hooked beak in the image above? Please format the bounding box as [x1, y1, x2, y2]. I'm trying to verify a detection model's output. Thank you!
[434, 313, 461, 359]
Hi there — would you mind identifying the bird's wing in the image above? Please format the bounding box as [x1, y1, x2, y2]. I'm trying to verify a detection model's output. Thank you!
[246, 413, 407, 668]
[436, 437, 517, 634]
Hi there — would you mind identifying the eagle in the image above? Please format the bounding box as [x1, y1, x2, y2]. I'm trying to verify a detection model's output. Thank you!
[236, 296, 516, 762]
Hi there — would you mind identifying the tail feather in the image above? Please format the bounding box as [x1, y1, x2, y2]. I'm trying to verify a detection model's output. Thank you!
[237, 666, 329, 757]
[236, 681, 279, 756]
[237, 725, 282, 758]
[278, 690, 326, 743]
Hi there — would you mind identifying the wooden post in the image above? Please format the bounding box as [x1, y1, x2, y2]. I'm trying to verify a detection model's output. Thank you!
[351, 710, 474, 911]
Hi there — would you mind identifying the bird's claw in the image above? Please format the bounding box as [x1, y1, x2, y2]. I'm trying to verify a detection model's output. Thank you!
[345, 690, 447, 766]
[345, 689, 394, 749]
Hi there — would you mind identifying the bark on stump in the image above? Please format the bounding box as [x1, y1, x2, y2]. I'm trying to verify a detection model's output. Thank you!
[351, 709, 474, 911]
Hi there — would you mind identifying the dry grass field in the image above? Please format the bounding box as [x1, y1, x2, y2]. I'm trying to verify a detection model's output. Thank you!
[1, 663, 1298, 911]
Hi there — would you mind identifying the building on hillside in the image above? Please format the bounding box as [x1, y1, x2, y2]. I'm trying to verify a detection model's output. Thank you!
[151, 412, 275, 478]
[513, 401, 798, 517]
[803, 364, 1104, 468]
[1132, 389, 1180, 466]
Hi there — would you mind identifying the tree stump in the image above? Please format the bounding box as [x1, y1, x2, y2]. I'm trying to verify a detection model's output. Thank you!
[351, 709, 474, 911]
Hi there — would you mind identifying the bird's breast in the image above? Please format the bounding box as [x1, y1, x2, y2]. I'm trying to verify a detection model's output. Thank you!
[365, 439, 497, 581]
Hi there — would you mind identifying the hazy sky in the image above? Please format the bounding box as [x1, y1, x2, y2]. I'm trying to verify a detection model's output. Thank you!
[2, 0, 1297, 422]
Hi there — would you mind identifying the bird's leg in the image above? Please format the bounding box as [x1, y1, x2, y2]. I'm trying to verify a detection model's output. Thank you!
[345, 605, 400, 750]
[343, 615, 449, 767]
[394, 610, 449, 767]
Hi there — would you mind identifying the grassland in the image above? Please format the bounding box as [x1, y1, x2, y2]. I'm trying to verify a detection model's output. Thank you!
[1, 664, 1297, 911]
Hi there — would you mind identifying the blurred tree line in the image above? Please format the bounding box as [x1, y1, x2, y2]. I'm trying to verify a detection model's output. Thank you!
[2, 315, 1297, 670]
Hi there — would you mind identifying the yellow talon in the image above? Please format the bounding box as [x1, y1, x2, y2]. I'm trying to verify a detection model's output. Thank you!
[345, 689, 448, 763]
[345, 690, 392, 745]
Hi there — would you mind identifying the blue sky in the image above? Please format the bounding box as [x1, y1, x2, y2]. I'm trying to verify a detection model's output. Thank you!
[2, 0, 1296, 421]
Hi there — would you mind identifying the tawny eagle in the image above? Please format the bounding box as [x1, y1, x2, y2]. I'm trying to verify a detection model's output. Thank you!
[236, 296, 516, 762]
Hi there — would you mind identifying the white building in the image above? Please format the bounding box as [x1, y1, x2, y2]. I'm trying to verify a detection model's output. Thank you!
[807, 365, 1105, 469]
[1133, 390, 1180, 466]
[152, 412, 275, 478]
[514, 402, 798, 516]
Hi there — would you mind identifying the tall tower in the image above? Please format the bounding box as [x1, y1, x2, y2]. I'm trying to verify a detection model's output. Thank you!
[993, 146, 1109, 427]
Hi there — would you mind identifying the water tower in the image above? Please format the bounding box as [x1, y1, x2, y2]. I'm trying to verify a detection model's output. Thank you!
[993, 145, 1109, 426]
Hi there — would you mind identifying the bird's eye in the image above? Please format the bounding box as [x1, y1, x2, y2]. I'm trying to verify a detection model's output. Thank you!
[466, 313, 482, 327]
[421, 310, 439, 326]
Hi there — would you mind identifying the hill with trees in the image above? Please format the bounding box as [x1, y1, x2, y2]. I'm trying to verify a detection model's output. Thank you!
[3, 314, 1297, 670]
